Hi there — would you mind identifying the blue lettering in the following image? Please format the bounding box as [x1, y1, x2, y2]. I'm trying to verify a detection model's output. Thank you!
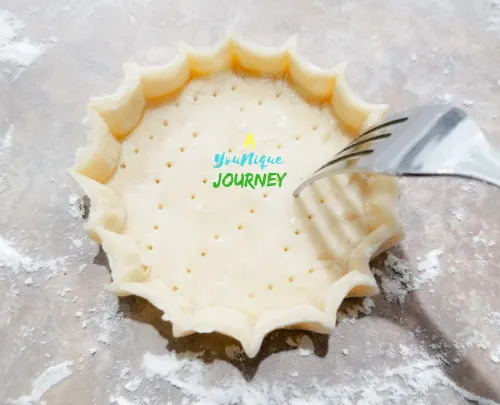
[213, 153, 225, 168]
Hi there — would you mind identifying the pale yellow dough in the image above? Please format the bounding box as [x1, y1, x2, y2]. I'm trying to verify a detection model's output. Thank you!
[70, 33, 404, 357]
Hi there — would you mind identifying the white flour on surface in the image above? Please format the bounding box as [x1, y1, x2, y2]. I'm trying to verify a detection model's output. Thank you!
[0, 9, 46, 79]
[0, 124, 14, 192]
[72, 290, 126, 345]
[110, 397, 140, 405]
[0, 235, 67, 277]
[373, 249, 443, 304]
[8, 361, 73, 405]
[122, 346, 499, 405]
[68, 193, 85, 219]
[2, 124, 13, 151]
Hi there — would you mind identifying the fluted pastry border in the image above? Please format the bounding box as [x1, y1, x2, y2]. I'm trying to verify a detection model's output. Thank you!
[69, 31, 404, 357]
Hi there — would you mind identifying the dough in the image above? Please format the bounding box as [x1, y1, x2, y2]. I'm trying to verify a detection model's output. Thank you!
[70, 33, 404, 357]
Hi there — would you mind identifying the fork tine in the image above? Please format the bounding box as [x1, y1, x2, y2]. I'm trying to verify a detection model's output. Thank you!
[360, 116, 408, 137]
[293, 149, 374, 197]
[337, 132, 391, 155]
[313, 149, 374, 174]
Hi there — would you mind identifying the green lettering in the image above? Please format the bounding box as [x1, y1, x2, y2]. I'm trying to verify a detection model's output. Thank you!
[212, 172, 222, 188]
[267, 173, 277, 187]
[244, 173, 255, 189]
[277, 172, 287, 187]
[234, 173, 244, 187]
[222, 173, 234, 187]
[255, 173, 266, 187]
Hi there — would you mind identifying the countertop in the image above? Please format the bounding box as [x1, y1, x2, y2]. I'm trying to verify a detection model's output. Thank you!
[1, 0, 499, 404]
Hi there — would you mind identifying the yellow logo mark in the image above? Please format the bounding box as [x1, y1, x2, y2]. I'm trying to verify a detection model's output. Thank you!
[243, 133, 255, 150]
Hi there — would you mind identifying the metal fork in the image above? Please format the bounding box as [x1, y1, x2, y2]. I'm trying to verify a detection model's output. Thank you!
[293, 104, 500, 197]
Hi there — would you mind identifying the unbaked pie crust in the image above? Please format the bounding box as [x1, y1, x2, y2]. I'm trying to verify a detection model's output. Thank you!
[70, 32, 404, 357]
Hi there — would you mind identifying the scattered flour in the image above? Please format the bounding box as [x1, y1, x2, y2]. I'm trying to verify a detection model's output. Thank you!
[2, 124, 13, 150]
[415, 248, 443, 285]
[124, 377, 142, 393]
[449, 207, 464, 222]
[0, 9, 46, 79]
[296, 336, 315, 357]
[373, 249, 443, 304]
[8, 361, 73, 405]
[134, 347, 499, 405]
[284, 335, 315, 356]
[74, 291, 125, 344]
[68, 193, 85, 219]
[0, 236, 68, 277]
[110, 397, 139, 405]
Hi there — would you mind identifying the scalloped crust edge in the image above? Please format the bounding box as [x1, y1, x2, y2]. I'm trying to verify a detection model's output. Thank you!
[69, 32, 404, 357]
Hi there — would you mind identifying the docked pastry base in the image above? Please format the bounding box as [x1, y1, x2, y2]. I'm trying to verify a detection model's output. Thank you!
[70, 34, 404, 357]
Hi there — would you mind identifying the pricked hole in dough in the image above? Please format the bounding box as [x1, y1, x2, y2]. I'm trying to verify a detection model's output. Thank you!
[276, 92, 281, 98]
[193, 95, 199, 102]
[248, 293, 254, 298]
[163, 120, 169, 127]
[155, 178, 161, 184]
[284, 246, 289, 252]
[228, 147, 233, 153]
[175, 101, 180, 108]
[307, 214, 313, 220]
[153, 225, 159, 230]
[203, 178, 208, 184]
[258, 100, 263, 105]
[186, 268, 191, 274]
[141, 264, 148, 271]
[320, 198, 325, 204]
[120, 163, 126, 169]
[158, 203, 164, 210]
[277, 144, 283, 149]
[268, 284, 273, 290]
[201, 251, 206, 257]
[214, 234, 220, 240]
[250, 208, 255, 214]
[180, 146, 185, 152]
[134, 148, 140, 154]
[166, 161, 173, 168]
[149, 135, 154, 140]
[294, 229, 300, 235]
[192, 131, 199, 138]
[308, 268, 315, 274]
[147, 245, 153, 251]
[191, 194, 196, 200]
[212, 90, 218, 97]
[288, 276, 294, 283]
[263, 193, 268, 198]
[312, 125, 318, 131]
[237, 225, 243, 230]
[240, 107, 244, 112]
[231, 85, 237, 91]
[172, 286, 179, 292]
[295, 135, 300, 141]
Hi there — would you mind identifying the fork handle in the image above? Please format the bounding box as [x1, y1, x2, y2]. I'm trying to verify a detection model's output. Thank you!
[457, 137, 500, 189]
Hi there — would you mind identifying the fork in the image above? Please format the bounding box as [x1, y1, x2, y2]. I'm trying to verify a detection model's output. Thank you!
[293, 104, 500, 197]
